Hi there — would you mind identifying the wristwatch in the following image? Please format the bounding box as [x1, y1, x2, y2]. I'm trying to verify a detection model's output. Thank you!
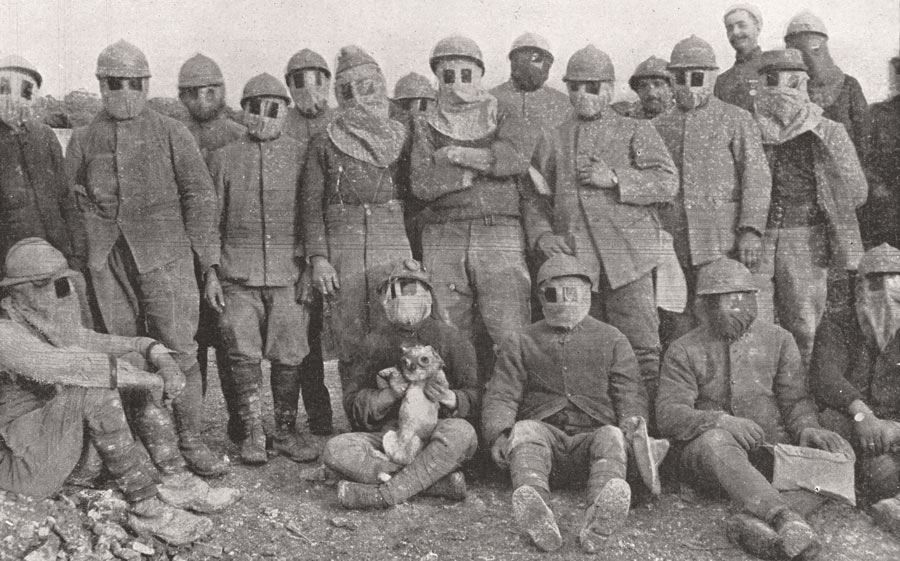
[853, 411, 867, 423]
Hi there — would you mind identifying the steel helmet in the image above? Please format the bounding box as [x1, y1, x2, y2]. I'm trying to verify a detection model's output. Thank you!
[509, 32, 553, 62]
[0, 55, 42, 88]
[757, 49, 807, 74]
[335, 45, 379, 76]
[0, 238, 71, 287]
[785, 11, 828, 39]
[380, 258, 433, 292]
[393, 73, 435, 100]
[96, 40, 151, 78]
[695, 258, 757, 296]
[628, 56, 672, 91]
[178, 54, 224, 88]
[285, 49, 331, 79]
[563, 45, 615, 82]
[429, 35, 484, 73]
[536, 254, 593, 288]
[240, 73, 291, 105]
[668, 35, 718, 70]
[858, 243, 900, 277]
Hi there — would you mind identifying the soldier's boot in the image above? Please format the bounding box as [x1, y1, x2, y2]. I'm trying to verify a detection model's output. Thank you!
[420, 471, 467, 501]
[580, 426, 630, 553]
[508, 442, 560, 552]
[873, 495, 900, 539]
[337, 481, 390, 510]
[726, 513, 782, 560]
[211, 347, 241, 443]
[172, 363, 229, 477]
[127, 498, 213, 546]
[770, 507, 822, 560]
[232, 361, 268, 465]
[157, 472, 242, 514]
[271, 363, 318, 463]
[298, 312, 333, 435]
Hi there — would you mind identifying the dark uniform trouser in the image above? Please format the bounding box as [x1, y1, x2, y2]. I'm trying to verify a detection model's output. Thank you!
[0, 387, 157, 502]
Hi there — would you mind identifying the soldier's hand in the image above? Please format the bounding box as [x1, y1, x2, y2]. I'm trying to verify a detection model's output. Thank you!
[577, 155, 616, 189]
[445, 146, 493, 173]
[536, 233, 574, 259]
[491, 433, 511, 470]
[296, 266, 314, 304]
[853, 416, 900, 456]
[736, 231, 762, 272]
[424, 376, 457, 409]
[619, 416, 643, 440]
[204, 268, 225, 313]
[311, 256, 340, 296]
[715, 414, 765, 450]
[801, 427, 854, 458]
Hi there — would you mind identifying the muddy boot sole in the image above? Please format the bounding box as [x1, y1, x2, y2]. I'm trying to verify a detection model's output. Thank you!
[726, 513, 781, 560]
[512, 485, 562, 552]
[775, 510, 820, 560]
[579, 478, 631, 553]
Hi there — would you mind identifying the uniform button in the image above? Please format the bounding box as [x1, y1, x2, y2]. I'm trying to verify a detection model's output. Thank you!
[566, 392, 572, 397]
[562, 366, 567, 371]
[448, 283, 456, 291]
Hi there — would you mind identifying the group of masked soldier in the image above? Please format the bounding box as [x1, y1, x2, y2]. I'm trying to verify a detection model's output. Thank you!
[2, 4, 900, 559]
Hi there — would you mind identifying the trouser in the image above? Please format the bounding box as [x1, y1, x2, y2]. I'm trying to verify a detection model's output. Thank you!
[90, 237, 204, 440]
[323, 418, 477, 503]
[589, 273, 660, 409]
[219, 284, 310, 366]
[759, 224, 829, 378]
[299, 294, 332, 433]
[506, 420, 628, 504]
[422, 219, 531, 383]
[819, 408, 900, 501]
[194, 254, 228, 395]
[0, 387, 157, 502]
[681, 429, 787, 520]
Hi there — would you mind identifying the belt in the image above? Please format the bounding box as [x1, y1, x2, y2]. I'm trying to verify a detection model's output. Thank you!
[327, 199, 401, 216]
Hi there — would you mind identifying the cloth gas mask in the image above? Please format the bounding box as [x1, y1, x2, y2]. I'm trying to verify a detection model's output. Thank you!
[179, 85, 225, 123]
[382, 279, 433, 329]
[428, 57, 497, 141]
[0, 69, 38, 130]
[243, 96, 287, 141]
[436, 58, 487, 105]
[510, 48, 551, 92]
[100, 76, 148, 120]
[856, 274, 900, 351]
[288, 69, 330, 117]
[706, 291, 758, 342]
[336, 65, 390, 119]
[567, 81, 613, 119]
[673, 69, 715, 111]
[754, 71, 822, 144]
[540, 277, 591, 330]
[9, 275, 83, 340]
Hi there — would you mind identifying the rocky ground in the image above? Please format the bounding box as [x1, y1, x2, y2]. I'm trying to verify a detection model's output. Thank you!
[3, 359, 900, 561]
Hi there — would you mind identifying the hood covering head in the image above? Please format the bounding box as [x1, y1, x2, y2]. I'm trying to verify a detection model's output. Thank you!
[428, 56, 498, 141]
[705, 291, 758, 342]
[539, 275, 591, 330]
[328, 46, 406, 167]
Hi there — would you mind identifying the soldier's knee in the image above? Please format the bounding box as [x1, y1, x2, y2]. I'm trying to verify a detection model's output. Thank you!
[861, 453, 900, 501]
[694, 428, 741, 454]
[508, 420, 549, 450]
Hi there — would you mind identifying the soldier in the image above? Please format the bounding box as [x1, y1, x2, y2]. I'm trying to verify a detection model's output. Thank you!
[324, 259, 480, 509]
[410, 35, 539, 379]
[864, 53, 900, 249]
[483, 254, 663, 553]
[304, 46, 412, 387]
[177, 53, 246, 442]
[653, 35, 771, 344]
[811, 244, 900, 536]
[531, 44, 678, 406]
[205, 74, 317, 465]
[753, 49, 866, 379]
[657, 257, 853, 561]
[66, 40, 225, 476]
[622, 56, 675, 119]
[714, 3, 764, 111]
[0, 239, 239, 546]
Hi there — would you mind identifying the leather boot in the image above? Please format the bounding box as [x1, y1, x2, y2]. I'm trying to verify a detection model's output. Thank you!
[157, 472, 242, 514]
[726, 513, 781, 560]
[512, 485, 562, 552]
[132, 401, 187, 476]
[420, 471, 467, 501]
[770, 507, 821, 560]
[232, 361, 267, 465]
[211, 347, 240, 443]
[172, 363, 228, 477]
[128, 497, 213, 546]
[337, 480, 389, 510]
[271, 363, 318, 462]
[299, 301, 333, 435]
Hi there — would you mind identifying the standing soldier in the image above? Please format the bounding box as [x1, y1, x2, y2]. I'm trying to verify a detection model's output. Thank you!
[177, 53, 246, 443]
[531, 44, 678, 406]
[66, 40, 226, 477]
[410, 35, 538, 379]
[205, 74, 317, 465]
[619, 56, 675, 119]
[303, 46, 411, 387]
[283, 48, 335, 437]
[714, 4, 764, 112]
[864, 53, 900, 250]
[653, 35, 772, 344]
[753, 49, 867, 385]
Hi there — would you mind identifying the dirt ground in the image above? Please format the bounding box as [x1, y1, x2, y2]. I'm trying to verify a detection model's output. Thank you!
[4, 358, 900, 561]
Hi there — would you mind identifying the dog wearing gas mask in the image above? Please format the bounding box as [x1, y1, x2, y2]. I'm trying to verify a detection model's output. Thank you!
[377, 345, 448, 471]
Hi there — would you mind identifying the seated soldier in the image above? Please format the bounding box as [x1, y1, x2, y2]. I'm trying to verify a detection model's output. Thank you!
[811, 243, 900, 536]
[0, 238, 240, 545]
[323, 259, 480, 509]
[483, 253, 660, 554]
[657, 257, 853, 560]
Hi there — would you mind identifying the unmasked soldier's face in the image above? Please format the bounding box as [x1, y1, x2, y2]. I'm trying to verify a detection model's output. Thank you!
[634, 77, 674, 117]
[0, 69, 39, 130]
[856, 273, 900, 351]
[179, 84, 226, 123]
[725, 10, 761, 55]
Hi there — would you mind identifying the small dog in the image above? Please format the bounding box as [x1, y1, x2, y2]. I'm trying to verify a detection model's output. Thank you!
[377, 345, 448, 472]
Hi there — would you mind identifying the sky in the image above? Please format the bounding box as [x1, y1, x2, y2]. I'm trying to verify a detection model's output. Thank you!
[1, 0, 898, 106]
